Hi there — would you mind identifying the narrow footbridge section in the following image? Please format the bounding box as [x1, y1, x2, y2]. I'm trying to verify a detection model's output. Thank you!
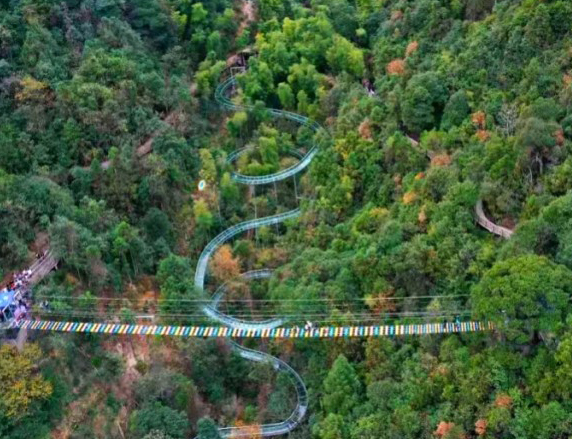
[28, 252, 58, 286]
[18, 320, 493, 338]
[475, 200, 514, 239]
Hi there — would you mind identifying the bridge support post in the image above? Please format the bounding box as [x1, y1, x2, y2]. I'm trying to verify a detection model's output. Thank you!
[293, 174, 299, 201]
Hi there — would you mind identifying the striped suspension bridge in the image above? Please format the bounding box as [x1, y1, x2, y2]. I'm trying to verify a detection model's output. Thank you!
[17, 320, 493, 338]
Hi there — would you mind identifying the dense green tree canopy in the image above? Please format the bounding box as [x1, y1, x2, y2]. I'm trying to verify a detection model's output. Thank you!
[4, 0, 572, 438]
[472, 255, 572, 342]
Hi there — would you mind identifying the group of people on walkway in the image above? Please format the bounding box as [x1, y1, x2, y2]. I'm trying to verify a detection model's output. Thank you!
[290, 321, 314, 334]
[1, 271, 33, 323]
[6, 269, 32, 292]
[1, 250, 53, 325]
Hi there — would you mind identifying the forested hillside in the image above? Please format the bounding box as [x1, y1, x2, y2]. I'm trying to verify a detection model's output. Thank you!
[3, 0, 572, 438]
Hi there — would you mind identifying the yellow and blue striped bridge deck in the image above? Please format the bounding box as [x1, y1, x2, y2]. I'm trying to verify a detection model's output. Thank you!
[18, 320, 493, 338]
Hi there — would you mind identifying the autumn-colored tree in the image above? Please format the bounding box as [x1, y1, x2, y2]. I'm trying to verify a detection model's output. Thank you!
[210, 244, 241, 283]
[434, 421, 455, 437]
[475, 419, 487, 436]
[554, 128, 565, 146]
[358, 119, 373, 140]
[403, 190, 417, 204]
[386, 59, 405, 76]
[430, 154, 452, 167]
[405, 41, 418, 57]
[230, 421, 262, 439]
[434, 421, 466, 438]
[15, 76, 51, 104]
[494, 394, 513, 408]
[471, 110, 486, 129]
[476, 129, 491, 142]
[365, 290, 397, 314]
[391, 10, 403, 21]
[0, 344, 53, 419]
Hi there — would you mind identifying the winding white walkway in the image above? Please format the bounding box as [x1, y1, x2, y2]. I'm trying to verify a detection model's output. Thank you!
[193, 67, 326, 437]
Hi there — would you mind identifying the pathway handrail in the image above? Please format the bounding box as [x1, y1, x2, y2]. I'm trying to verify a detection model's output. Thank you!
[475, 199, 513, 239]
[215, 76, 323, 186]
[214, 342, 308, 438]
[194, 209, 300, 293]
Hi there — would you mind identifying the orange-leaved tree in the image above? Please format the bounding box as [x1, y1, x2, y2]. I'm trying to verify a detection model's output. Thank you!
[210, 244, 241, 283]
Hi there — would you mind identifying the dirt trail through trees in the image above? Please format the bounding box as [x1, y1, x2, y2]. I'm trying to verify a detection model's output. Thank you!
[239, 0, 254, 35]
[100, 110, 182, 170]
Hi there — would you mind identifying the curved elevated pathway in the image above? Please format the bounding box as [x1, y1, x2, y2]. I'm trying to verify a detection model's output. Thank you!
[192, 70, 324, 437]
[215, 77, 321, 185]
[474, 199, 514, 239]
[406, 136, 514, 239]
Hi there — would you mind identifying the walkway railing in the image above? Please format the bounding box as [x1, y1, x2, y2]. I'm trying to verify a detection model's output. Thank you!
[215, 76, 323, 185]
[475, 199, 513, 239]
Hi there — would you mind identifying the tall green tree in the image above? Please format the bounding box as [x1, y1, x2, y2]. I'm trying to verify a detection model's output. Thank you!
[472, 255, 572, 343]
[322, 354, 362, 417]
[401, 72, 447, 133]
[196, 417, 222, 439]
[130, 402, 189, 439]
